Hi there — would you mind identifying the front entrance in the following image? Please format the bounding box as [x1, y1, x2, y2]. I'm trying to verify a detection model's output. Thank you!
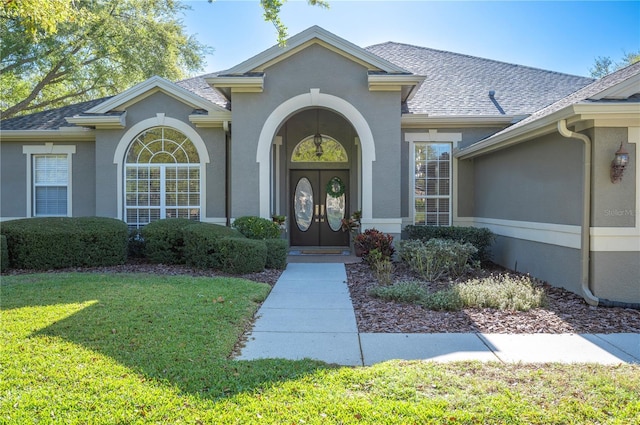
[290, 170, 350, 246]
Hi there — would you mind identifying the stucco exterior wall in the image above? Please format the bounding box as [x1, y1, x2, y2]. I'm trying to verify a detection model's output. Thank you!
[94, 91, 227, 220]
[1, 141, 28, 218]
[229, 44, 401, 219]
[473, 133, 583, 224]
[590, 127, 636, 227]
[1, 140, 96, 218]
[493, 235, 583, 295]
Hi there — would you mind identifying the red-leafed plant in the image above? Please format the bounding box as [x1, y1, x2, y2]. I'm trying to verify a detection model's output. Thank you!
[354, 228, 395, 263]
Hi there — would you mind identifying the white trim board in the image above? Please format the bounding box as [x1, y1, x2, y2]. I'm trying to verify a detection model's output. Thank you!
[454, 217, 639, 252]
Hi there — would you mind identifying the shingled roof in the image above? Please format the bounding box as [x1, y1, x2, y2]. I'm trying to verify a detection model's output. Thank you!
[365, 42, 594, 116]
[1, 97, 112, 130]
[2, 36, 596, 131]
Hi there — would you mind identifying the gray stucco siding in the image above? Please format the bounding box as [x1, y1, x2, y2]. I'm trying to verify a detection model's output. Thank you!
[0, 141, 95, 218]
[591, 251, 640, 303]
[589, 127, 636, 227]
[94, 91, 226, 220]
[472, 133, 584, 225]
[1, 141, 28, 218]
[492, 234, 583, 295]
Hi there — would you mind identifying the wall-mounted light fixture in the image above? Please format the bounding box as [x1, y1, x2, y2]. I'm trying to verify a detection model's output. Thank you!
[313, 109, 323, 157]
[610, 142, 630, 183]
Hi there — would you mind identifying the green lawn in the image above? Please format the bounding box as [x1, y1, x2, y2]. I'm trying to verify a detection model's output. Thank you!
[1, 273, 639, 424]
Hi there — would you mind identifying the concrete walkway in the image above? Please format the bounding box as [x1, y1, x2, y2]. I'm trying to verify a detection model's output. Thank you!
[237, 263, 640, 366]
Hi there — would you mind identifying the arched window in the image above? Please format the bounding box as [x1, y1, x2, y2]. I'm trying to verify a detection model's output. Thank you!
[125, 127, 201, 228]
[291, 136, 348, 162]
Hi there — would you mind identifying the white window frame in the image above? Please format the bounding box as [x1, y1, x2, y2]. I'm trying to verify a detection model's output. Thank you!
[123, 126, 202, 229]
[23, 143, 76, 217]
[405, 131, 461, 226]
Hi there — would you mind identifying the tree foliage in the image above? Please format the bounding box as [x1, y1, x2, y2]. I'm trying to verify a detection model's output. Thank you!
[590, 50, 640, 78]
[1, 0, 210, 119]
[0, 0, 77, 39]
[253, 0, 329, 45]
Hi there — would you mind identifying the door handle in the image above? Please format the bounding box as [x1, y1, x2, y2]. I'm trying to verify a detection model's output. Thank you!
[314, 204, 320, 222]
[320, 204, 325, 222]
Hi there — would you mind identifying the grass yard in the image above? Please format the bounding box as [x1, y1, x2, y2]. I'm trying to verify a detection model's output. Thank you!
[1, 273, 639, 424]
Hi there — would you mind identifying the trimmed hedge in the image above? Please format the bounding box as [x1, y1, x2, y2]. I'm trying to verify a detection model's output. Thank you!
[141, 218, 197, 264]
[2, 217, 128, 270]
[232, 216, 281, 240]
[1, 235, 8, 273]
[218, 237, 267, 274]
[264, 239, 288, 270]
[183, 223, 244, 269]
[404, 225, 495, 262]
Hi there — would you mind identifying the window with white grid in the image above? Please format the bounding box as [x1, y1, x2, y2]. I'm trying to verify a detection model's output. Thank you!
[413, 142, 451, 226]
[33, 154, 69, 216]
[124, 127, 201, 229]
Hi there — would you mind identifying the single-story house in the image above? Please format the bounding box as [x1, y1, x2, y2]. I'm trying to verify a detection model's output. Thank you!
[1, 26, 638, 305]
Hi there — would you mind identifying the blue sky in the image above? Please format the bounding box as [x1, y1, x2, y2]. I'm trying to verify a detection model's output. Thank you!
[182, 1, 640, 77]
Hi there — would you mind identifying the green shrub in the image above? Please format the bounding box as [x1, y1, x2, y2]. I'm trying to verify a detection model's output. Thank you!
[232, 216, 281, 240]
[455, 274, 546, 311]
[354, 228, 395, 263]
[404, 225, 495, 262]
[141, 218, 197, 264]
[1, 235, 8, 272]
[419, 289, 464, 311]
[419, 274, 546, 312]
[217, 237, 267, 274]
[183, 223, 244, 269]
[1, 217, 128, 270]
[369, 281, 427, 303]
[368, 248, 394, 285]
[127, 229, 145, 258]
[264, 238, 288, 270]
[398, 238, 478, 281]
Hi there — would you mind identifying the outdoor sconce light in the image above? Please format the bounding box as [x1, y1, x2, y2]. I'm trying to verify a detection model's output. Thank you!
[610, 143, 630, 184]
[313, 109, 323, 157]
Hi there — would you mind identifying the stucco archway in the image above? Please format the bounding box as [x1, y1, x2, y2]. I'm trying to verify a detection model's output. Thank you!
[257, 88, 376, 219]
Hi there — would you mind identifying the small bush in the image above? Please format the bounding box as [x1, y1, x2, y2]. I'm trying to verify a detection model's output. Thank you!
[1, 235, 8, 273]
[419, 289, 464, 311]
[398, 238, 477, 281]
[183, 223, 244, 269]
[2, 217, 128, 270]
[232, 216, 281, 240]
[404, 225, 495, 262]
[141, 218, 197, 264]
[127, 229, 145, 258]
[369, 281, 427, 303]
[455, 274, 546, 311]
[218, 237, 267, 274]
[354, 228, 395, 263]
[368, 248, 394, 285]
[419, 274, 546, 312]
[264, 239, 288, 270]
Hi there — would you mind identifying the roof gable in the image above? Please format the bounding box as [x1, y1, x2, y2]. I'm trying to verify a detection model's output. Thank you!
[85, 76, 226, 113]
[223, 26, 410, 75]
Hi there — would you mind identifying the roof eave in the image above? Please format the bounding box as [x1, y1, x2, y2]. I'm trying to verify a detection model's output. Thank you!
[0, 128, 95, 142]
[402, 114, 527, 128]
[455, 102, 640, 159]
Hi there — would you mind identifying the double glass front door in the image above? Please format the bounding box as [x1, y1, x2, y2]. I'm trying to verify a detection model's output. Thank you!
[290, 170, 349, 246]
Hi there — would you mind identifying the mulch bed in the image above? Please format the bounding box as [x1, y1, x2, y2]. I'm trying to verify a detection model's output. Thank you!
[346, 262, 640, 334]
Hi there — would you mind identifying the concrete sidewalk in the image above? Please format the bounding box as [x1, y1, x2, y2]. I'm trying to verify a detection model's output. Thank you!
[237, 263, 640, 366]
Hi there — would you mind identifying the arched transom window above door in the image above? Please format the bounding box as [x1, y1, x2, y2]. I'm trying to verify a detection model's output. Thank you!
[291, 135, 348, 162]
[125, 126, 201, 229]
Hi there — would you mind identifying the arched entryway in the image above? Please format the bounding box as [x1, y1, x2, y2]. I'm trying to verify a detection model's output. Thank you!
[256, 89, 376, 226]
